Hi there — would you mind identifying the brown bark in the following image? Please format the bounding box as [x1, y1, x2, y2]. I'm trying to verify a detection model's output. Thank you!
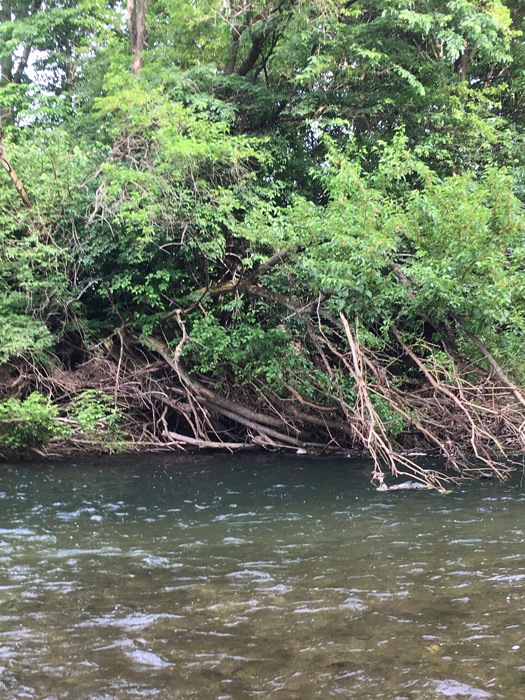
[127, 0, 147, 75]
[144, 336, 316, 446]
[223, 0, 289, 77]
[465, 331, 525, 409]
[456, 44, 477, 81]
[0, 140, 33, 209]
[0, 0, 43, 86]
[198, 245, 302, 298]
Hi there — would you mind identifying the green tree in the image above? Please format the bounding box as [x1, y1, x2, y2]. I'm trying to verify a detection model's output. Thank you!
[0, 0, 524, 487]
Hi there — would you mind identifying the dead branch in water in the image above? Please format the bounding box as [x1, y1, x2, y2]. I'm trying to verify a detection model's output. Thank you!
[1, 307, 523, 491]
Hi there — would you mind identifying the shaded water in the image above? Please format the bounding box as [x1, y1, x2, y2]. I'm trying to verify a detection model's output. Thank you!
[0, 453, 523, 699]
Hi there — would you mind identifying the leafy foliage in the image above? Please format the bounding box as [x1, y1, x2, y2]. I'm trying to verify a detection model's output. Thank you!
[0, 393, 63, 448]
[0, 0, 524, 464]
[67, 390, 127, 450]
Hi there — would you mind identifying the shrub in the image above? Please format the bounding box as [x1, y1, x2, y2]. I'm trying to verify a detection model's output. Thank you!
[0, 393, 62, 448]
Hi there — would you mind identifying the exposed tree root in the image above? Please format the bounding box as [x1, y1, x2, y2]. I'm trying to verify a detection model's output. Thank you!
[1, 312, 523, 491]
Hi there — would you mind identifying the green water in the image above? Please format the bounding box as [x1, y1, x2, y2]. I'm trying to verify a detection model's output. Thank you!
[0, 453, 523, 699]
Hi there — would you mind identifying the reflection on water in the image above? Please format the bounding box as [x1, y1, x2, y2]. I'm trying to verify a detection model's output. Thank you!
[0, 453, 523, 698]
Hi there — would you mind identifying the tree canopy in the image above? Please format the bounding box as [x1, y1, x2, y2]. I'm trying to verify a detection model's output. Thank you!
[1, 0, 525, 487]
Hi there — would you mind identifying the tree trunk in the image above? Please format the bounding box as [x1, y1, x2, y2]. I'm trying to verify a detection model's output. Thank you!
[0, 140, 32, 209]
[127, 0, 147, 75]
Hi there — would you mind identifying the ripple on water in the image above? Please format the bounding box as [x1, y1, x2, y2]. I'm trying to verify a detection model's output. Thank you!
[0, 456, 523, 699]
[431, 679, 493, 698]
[126, 649, 171, 668]
[81, 612, 185, 632]
[0, 527, 37, 537]
[226, 569, 274, 583]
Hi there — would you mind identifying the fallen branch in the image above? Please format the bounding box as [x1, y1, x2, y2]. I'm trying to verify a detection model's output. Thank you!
[465, 330, 525, 409]
[161, 430, 255, 450]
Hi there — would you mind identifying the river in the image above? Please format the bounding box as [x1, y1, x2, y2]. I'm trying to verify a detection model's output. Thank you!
[0, 453, 523, 698]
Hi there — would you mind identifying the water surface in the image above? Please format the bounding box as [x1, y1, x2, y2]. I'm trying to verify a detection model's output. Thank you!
[0, 453, 523, 698]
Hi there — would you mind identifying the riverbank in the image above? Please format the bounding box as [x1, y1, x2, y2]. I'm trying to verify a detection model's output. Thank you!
[2, 341, 524, 491]
[1, 412, 521, 495]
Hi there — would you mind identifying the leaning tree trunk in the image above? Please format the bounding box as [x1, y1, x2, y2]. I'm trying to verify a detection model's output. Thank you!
[0, 140, 33, 209]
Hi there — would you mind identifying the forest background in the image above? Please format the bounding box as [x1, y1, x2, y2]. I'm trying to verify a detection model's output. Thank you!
[1, 0, 525, 489]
